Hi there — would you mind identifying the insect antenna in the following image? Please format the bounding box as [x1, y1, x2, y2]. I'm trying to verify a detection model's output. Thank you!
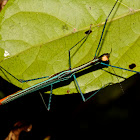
[94, 0, 119, 58]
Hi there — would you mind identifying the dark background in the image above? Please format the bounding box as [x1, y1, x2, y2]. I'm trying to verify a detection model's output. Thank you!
[0, 74, 140, 140]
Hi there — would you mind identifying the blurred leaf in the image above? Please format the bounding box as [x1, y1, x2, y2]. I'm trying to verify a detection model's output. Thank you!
[0, 0, 8, 12]
[0, 0, 140, 95]
[5, 120, 32, 140]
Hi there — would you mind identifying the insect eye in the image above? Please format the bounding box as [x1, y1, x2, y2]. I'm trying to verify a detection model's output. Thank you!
[129, 63, 136, 69]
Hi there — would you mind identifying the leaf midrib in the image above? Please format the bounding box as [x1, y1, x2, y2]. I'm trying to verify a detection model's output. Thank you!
[1, 9, 139, 63]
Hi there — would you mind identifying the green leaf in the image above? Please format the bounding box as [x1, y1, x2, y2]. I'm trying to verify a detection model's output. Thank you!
[0, 0, 140, 95]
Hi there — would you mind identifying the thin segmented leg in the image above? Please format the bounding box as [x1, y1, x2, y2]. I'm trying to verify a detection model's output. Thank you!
[68, 27, 92, 101]
[68, 27, 109, 102]
[47, 84, 53, 111]
[100, 62, 140, 95]
[39, 84, 53, 111]
[85, 83, 112, 101]
[69, 26, 92, 69]
[73, 74, 85, 102]
[68, 28, 114, 102]
[0, 66, 49, 83]
[73, 73, 112, 102]
[101, 62, 140, 74]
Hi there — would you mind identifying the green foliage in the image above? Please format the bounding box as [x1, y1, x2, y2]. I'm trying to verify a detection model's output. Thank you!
[0, 0, 140, 95]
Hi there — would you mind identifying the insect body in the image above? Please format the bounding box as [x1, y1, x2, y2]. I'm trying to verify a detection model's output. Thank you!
[0, 52, 110, 109]
[0, 0, 139, 110]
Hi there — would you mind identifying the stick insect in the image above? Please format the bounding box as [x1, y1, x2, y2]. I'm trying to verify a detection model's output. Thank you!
[0, 0, 139, 111]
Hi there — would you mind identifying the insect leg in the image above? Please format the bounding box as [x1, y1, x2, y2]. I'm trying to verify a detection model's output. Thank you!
[108, 62, 124, 93]
[39, 84, 53, 111]
[47, 84, 53, 111]
[69, 26, 92, 69]
[19, 76, 50, 83]
[73, 74, 85, 102]
[0, 66, 49, 83]
[100, 62, 140, 74]
[85, 83, 112, 102]
[73, 74, 111, 102]
[39, 92, 48, 110]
